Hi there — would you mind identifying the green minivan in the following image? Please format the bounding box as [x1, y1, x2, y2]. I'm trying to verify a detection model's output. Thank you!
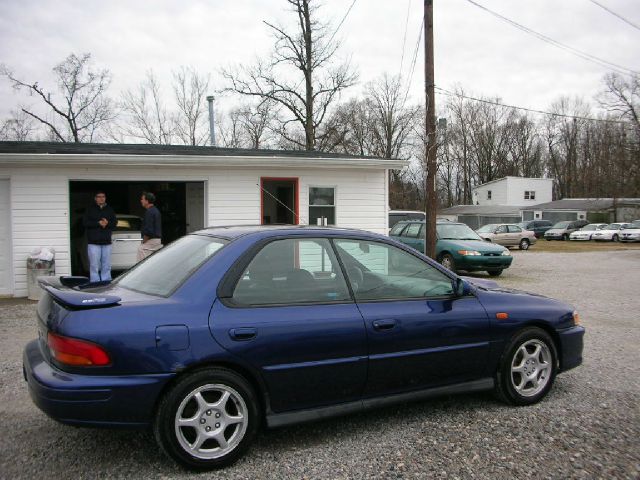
[390, 220, 513, 276]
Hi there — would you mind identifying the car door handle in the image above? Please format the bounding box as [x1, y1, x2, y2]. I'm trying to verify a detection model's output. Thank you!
[372, 319, 396, 331]
[229, 328, 257, 341]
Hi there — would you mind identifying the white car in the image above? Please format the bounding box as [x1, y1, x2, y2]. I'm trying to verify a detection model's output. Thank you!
[590, 223, 630, 242]
[620, 220, 640, 243]
[569, 223, 607, 241]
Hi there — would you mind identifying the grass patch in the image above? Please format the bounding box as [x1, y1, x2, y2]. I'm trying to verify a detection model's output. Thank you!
[526, 239, 640, 253]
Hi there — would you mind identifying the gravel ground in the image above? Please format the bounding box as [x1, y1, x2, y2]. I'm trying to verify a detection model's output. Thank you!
[1, 249, 639, 479]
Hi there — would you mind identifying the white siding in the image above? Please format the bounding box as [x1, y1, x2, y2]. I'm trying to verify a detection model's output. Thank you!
[0, 179, 12, 295]
[473, 177, 554, 207]
[0, 164, 388, 297]
[473, 181, 508, 206]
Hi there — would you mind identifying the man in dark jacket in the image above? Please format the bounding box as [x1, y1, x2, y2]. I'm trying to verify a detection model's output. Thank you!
[83, 191, 117, 283]
[137, 191, 163, 262]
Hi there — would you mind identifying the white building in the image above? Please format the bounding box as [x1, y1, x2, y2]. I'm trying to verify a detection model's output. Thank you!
[472, 177, 553, 207]
[0, 142, 406, 298]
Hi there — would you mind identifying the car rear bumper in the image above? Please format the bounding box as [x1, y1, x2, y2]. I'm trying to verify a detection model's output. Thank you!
[23, 339, 173, 428]
[557, 326, 585, 373]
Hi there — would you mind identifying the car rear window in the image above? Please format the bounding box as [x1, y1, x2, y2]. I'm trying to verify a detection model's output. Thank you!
[116, 235, 228, 296]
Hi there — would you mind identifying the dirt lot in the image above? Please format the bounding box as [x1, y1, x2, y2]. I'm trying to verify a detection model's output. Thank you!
[0, 249, 639, 479]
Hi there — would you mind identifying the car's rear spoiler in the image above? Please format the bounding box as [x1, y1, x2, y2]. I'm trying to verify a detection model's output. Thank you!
[38, 276, 121, 309]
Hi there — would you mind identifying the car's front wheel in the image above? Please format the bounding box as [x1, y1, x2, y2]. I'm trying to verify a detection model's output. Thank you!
[439, 253, 456, 272]
[519, 239, 530, 250]
[612, 234, 619, 242]
[495, 328, 557, 405]
[562, 233, 569, 241]
[487, 269, 503, 276]
[154, 367, 259, 470]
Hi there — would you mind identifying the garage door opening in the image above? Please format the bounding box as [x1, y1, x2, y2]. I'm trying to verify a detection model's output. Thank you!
[69, 181, 205, 275]
[261, 177, 298, 225]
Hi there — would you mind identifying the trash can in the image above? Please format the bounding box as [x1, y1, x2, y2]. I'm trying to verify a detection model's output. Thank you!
[27, 247, 56, 301]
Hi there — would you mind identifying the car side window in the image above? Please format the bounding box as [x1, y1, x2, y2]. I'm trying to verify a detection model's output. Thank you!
[404, 223, 422, 238]
[334, 239, 455, 301]
[389, 223, 407, 236]
[508, 225, 522, 233]
[496, 225, 508, 234]
[232, 238, 351, 306]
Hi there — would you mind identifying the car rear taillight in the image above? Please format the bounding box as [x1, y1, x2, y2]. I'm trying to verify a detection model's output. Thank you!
[47, 333, 111, 366]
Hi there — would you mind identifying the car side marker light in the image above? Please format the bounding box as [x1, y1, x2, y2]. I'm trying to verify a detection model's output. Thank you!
[496, 312, 509, 320]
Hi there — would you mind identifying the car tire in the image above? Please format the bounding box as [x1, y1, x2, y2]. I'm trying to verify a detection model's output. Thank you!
[154, 367, 259, 471]
[612, 234, 619, 242]
[439, 253, 456, 272]
[562, 234, 569, 241]
[495, 327, 557, 406]
[487, 269, 503, 277]
[519, 239, 530, 250]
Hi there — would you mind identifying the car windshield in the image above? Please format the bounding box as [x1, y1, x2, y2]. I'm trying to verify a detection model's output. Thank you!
[437, 223, 482, 241]
[476, 224, 497, 233]
[629, 221, 640, 229]
[581, 224, 599, 231]
[389, 223, 407, 236]
[517, 222, 529, 229]
[603, 224, 619, 230]
[552, 221, 571, 229]
[116, 235, 228, 296]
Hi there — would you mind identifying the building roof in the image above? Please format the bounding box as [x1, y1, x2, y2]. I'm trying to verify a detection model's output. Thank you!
[521, 198, 640, 211]
[472, 176, 554, 189]
[438, 204, 521, 216]
[0, 141, 408, 169]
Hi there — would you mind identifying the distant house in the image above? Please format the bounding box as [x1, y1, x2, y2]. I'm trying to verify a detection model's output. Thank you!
[521, 198, 640, 224]
[440, 176, 554, 229]
[0, 142, 406, 297]
[472, 177, 553, 207]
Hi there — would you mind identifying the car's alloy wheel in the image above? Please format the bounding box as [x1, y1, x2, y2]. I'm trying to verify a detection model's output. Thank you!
[519, 239, 530, 250]
[495, 328, 557, 405]
[440, 253, 455, 272]
[154, 368, 259, 470]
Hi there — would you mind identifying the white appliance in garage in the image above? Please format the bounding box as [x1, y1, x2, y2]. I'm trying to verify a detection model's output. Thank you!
[0, 179, 12, 295]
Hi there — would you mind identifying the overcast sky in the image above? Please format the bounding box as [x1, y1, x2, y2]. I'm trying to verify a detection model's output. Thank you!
[0, 0, 638, 125]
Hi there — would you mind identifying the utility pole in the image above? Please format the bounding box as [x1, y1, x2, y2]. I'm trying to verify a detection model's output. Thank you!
[206, 95, 216, 146]
[424, 0, 437, 258]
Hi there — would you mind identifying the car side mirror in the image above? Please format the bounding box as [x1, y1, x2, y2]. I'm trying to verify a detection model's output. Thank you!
[454, 278, 471, 297]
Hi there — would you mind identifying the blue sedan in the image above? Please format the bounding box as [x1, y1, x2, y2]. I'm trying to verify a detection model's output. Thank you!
[23, 226, 584, 470]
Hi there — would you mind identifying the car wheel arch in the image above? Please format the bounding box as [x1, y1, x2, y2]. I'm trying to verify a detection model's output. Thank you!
[500, 321, 562, 372]
[152, 360, 269, 422]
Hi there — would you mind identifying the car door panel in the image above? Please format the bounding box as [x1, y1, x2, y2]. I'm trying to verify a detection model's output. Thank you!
[210, 301, 367, 413]
[358, 297, 490, 396]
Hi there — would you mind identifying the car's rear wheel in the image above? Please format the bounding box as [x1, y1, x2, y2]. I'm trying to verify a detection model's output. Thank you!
[487, 269, 503, 276]
[439, 253, 456, 272]
[519, 239, 530, 250]
[495, 328, 557, 406]
[154, 367, 259, 470]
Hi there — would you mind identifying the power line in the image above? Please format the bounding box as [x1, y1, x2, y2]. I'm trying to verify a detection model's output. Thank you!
[434, 86, 630, 125]
[465, 0, 639, 76]
[589, 0, 640, 32]
[398, 0, 413, 76]
[402, 18, 424, 106]
[327, 0, 357, 46]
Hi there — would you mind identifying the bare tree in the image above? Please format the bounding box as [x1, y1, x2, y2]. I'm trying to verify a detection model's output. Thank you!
[172, 66, 211, 146]
[0, 110, 37, 141]
[598, 73, 640, 138]
[222, 0, 357, 150]
[1, 53, 113, 142]
[118, 71, 174, 144]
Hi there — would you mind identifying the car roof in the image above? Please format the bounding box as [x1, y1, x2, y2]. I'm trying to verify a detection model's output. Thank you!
[191, 225, 383, 241]
[389, 210, 425, 214]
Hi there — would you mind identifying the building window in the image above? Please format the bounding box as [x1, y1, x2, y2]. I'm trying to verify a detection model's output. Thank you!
[309, 187, 335, 225]
[487, 190, 492, 200]
[524, 191, 536, 200]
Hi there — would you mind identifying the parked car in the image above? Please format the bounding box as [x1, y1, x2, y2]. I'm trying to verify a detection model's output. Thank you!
[591, 222, 630, 242]
[390, 220, 512, 276]
[543, 220, 589, 241]
[78, 214, 143, 272]
[389, 210, 425, 229]
[23, 225, 584, 470]
[619, 220, 640, 243]
[517, 220, 554, 238]
[569, 223, 607, 241]
[476, 223, 537, 250]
